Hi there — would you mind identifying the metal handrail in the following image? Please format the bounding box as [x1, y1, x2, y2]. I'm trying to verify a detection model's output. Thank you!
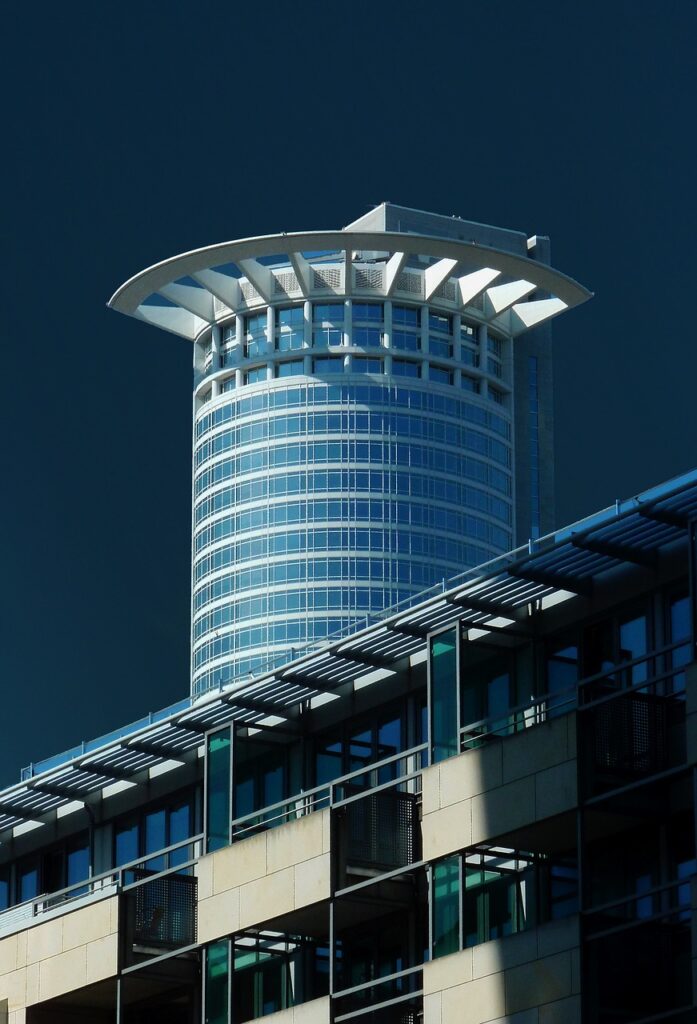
[333, 963, 423, 999]
[582, 877, 689, 920]
[231, 742, 427, 837]
[576, 638, 687, 692]
[459, 684, 578, 747]
[458, 638, 689, 748]
[0, 833, 204, 928]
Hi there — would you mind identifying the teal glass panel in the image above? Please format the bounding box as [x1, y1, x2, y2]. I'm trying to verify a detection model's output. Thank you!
[433, 857, 460, 958]
[206, 940, 230, 1024]
[430, 627, 458, 763]
[206, 728, 231, 853]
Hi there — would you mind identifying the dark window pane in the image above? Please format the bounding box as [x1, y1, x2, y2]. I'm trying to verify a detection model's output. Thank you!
[115, 821, 139, 867]
[67, 840, 89, 888]
[18, 862, 39, 904]
[169, 802, 192, 868]
[206, 940, 229, 1024]
[145, 808, 167, 870]
[433, 857, 460, 958]
[206, 728, 231, 853]
[431, 628, 458, 763]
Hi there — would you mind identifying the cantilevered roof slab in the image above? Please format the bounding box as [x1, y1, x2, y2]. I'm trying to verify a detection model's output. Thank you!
[109, 229, 592, 341]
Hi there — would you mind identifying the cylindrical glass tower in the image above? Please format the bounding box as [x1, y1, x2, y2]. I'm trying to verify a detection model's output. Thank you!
[109, 204, 590, 696]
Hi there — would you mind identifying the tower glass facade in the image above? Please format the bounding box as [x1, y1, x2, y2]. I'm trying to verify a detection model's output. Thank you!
[109, 203, 591, 695]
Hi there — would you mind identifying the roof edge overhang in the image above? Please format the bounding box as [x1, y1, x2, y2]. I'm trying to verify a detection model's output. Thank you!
[108, 229, 592, 324]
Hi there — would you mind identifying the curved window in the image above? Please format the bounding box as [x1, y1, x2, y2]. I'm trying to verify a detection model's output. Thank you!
[353, 326, 382, 347]
[393, 359, 420, 379]
[352, 357, 382, 374]
[313, 356, 343, 374]
[429, 312, 452, 335]
[430, 365, 453, 386]
[276, 359, 304, 378]
[276, 306, 304, 351]
[353, 302, 383, 321]
[313, 303, 344, 323]
[245, 366, 267, 385]
[244, 313, 267, 358]
[393, 305, 419, 327]
[430, 338, 453, 359]
[392, 330, 420, 352]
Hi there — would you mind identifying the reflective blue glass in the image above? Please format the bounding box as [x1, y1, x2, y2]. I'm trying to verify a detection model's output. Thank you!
[353, 302, 383, 321]
[313, 303, 344, 323]
[392, 359, 420, 378]
[393, 305, 419, 326]
[276, 359, 304, 378]
[313, 357, 343, 373]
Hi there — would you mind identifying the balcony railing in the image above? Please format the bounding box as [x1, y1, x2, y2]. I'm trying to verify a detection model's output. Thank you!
[332, 965, 423, 1023]
[0, 834, 203, 939]
[577, 642, 687, 799]
[459, 682, 578, 750]
[231, 743, 427, 841]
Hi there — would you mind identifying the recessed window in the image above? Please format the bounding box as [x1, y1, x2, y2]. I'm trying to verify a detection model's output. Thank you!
[392, 359, 420, 378]
[221, 378, 236, 393]
[244, 313, 267, 358]
[276, 306, 304, 328]
[393, 305, 419, 327]
[392, 330, 420, 353]
[352, 302, 383, 322]
[428, 312, 452, 335]
[312, 356, 344, 374]
[430, 338, 453, 359]
[430, 365, 453, 386]
[276, 359, 304, 378]
[223, 322, 237, 345]
[489, 386, 505, 405]
[313, 303, 344, 324]
[461, 321, 478, 342]
[276, 306, 304, 352]
[353, 327, 382, 348]
[313, 328, 343, 347]
[353, 356, 382, 374]
[461, 376, 480, 393]
[244, 366, 267, 385]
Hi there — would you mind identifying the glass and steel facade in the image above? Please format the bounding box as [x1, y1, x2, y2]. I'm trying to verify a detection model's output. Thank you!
[192, 299, 515, 693]
[109, 204, 591, 695]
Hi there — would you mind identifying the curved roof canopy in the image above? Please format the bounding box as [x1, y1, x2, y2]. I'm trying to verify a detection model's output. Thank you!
[108, 228, 592, 342]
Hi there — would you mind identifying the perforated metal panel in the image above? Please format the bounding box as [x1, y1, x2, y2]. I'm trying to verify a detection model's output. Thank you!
[130, 870, 197, 950]
[313, 267, 342, 290]
[342, 789, 419, 873]
[395, 271, 422, 297]
[273, 271, 300, 295]
[355, 266, 384, 291]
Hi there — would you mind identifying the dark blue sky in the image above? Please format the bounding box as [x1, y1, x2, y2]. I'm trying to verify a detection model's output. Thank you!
[2, 1, 696, 785]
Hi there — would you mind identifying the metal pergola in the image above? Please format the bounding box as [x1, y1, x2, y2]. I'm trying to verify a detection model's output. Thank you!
[2, 468, 695, 842]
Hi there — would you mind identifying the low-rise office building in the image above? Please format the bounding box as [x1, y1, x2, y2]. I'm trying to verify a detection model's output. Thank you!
[1, 468, 696, 1023]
